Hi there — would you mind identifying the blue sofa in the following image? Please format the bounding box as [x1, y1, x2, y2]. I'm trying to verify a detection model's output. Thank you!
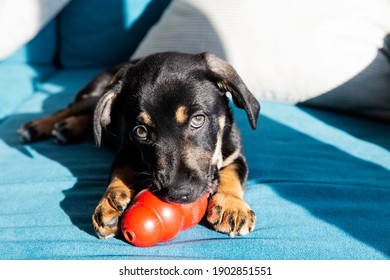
[0, 1, 389, 260]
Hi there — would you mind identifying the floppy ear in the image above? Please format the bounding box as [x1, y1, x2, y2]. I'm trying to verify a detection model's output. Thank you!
[203, 52, 260, 129]
[93, 80, 123, 147]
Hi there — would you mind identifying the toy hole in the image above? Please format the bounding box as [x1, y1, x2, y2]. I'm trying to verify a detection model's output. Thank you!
[125, 231, 135, 242]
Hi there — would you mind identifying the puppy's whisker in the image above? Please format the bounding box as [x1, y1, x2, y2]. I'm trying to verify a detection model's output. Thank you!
[135, 171, 152, 176]
[132, 178, 153, 185]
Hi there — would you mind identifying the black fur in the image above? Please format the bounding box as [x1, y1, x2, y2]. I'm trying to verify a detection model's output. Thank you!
[19, 52, 260, 238]
[93, 52, 260, 203]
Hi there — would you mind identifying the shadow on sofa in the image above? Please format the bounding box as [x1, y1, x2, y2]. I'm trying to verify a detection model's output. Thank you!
[244, 110, 390, 257]
[300, 33, 390, 126]
[3, 92, 110, 237]
[300, 106, 390, 151]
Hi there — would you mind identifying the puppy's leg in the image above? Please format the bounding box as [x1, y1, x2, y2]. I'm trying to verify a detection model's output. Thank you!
[207, 156, 256, 237]
[51, 114, 93, 144]
[18, 67, 121, 144]
[92, 161, 138, 239]
[19, 97, 100, 145]
[18, 108, 74, 143]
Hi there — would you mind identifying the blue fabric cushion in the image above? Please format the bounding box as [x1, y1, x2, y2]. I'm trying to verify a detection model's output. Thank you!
[59, 0, 172, 68]
[0, 64, 55, 121]
[0, 69, 389, 259]
[1, 19, 57, 121]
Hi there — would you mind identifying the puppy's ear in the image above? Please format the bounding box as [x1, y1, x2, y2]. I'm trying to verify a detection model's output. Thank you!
[203, 52, 260, 129]
[93, 78, 123, 147]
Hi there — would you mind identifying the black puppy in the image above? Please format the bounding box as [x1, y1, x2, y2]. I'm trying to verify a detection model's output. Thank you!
[18, 52, 260, 239]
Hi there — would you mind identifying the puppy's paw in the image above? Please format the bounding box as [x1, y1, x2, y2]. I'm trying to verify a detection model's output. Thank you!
[92, 187, 131, 239]
[207, 193, 256, 237]
[18, 119, 54, 143]
[52, 116, 91, 144]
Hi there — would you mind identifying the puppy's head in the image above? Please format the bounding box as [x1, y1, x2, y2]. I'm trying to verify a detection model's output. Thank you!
[94, 52, 260, 203]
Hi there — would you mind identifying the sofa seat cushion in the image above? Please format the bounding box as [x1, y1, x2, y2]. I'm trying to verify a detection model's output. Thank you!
[0, 63, 56, 121]
[0, 69, 389, 259]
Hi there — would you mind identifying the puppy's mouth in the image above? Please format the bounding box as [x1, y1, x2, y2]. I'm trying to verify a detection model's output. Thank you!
[148, 171, 219, 204]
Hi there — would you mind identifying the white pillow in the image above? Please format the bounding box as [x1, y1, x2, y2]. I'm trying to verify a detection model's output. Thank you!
[0, 0, 70, 60]
[132, 0, 390, 119]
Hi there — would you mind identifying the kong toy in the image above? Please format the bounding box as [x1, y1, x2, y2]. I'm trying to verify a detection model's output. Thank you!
[121, 189, 208, 247]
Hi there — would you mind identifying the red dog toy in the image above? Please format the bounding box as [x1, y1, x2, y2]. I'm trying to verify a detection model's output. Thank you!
[121, 189, 208, 247]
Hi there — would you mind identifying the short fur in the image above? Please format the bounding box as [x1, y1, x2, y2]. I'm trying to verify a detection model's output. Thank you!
[19, 52, 260, 238]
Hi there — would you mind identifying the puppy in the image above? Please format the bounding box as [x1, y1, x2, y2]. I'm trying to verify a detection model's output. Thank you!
[18, 52, 260, 239]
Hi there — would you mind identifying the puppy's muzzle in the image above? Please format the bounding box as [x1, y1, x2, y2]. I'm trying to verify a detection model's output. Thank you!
[150, 177, 193, 203]
[150, 165, 219, 203]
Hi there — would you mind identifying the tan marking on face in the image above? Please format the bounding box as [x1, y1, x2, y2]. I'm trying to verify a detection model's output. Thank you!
[139, 111, 153, 126]
[211, 116, 226, 169]
[182, 144, 212, 172]
[175, 106, 188, 124]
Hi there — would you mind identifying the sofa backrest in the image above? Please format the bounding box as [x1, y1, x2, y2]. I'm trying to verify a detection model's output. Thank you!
[3, 20, 57, 65]
[3, 0, 172, 68]
[57, 0, 171, 68]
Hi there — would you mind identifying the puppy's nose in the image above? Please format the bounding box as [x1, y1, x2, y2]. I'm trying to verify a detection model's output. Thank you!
[178, 192, 190, 203]
[153, 173, 193, 202]
[164, 187, 192, 203]
[174, 194, 190, 203]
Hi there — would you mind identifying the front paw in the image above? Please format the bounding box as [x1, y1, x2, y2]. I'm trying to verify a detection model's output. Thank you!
[92, 187, 131, 239]
[207, 193, 256, 237]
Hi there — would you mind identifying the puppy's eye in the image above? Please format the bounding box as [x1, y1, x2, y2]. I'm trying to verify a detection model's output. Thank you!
[190, 114, 206, 129]
[133, 125, 148, 140]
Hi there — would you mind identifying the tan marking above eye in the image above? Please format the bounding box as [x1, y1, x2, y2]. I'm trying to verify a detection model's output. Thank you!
[181, 144, 212, 172]
[139, 111, 153, 126]
[175, 106, 188, 124]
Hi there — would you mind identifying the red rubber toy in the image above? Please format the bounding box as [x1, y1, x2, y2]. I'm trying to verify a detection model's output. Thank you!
[121, 189, 208, 247]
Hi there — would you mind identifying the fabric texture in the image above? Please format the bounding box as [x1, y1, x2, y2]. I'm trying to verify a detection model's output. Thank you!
[131, 0, 390, 120]
[0, 64, 55, 120]
[0, 68, 389, 260]
[0, 0, 70, 60]
[58, 0, 172, 68]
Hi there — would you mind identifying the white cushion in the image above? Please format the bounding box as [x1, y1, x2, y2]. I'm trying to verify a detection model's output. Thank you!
[132, 0, 390, 118]
[0, 0, 70, 60]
